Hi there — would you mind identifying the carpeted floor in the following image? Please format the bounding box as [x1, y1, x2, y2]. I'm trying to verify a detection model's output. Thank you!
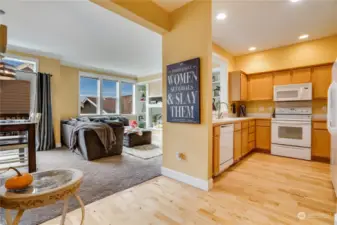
[0, 148, 162, 225]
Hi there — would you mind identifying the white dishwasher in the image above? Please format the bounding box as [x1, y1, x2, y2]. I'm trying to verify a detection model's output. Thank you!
[219, 124, 234, 174]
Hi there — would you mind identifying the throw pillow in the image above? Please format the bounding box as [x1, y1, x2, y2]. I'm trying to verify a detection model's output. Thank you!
[78, 117, 90, 122]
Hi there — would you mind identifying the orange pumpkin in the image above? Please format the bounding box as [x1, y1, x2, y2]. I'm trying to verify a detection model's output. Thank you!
[5, 167, 33, 190]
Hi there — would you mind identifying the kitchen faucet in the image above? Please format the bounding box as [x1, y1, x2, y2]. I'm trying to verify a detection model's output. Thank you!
[216, 102, 229, 119]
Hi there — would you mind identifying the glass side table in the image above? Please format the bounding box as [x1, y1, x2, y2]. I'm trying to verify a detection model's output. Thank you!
[0, 169, 84, 225]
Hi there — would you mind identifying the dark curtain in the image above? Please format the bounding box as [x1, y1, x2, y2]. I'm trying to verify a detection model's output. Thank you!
[36, 73, 55, 151]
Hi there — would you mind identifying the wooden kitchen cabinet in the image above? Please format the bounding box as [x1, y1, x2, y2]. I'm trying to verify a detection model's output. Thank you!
[234, 130, 242, 161]
[240, 73, 248, 101]
[256, 120, 271, 151]
[291, 68, 311, 84]
[273, 71, 292, 85]
[248, 73, 273, 101]
[213, 126, 220, 175]
[241, 128, 249, 156]
[230, 71, 248, 101]
[312, 121, 331, 161]
[312, 65, 332, 99]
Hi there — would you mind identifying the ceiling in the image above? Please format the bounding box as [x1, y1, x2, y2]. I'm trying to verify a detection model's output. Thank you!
[152, 0, 192, 12]
[1, 0, 162, 77]
[213, 0, 337, 56]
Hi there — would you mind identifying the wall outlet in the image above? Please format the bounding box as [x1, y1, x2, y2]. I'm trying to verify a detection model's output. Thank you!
[258, 107, 264, 112]
[176, 152, 185, 161]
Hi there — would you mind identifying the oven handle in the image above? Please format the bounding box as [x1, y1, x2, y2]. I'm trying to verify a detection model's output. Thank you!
[272, 121, 311, 125]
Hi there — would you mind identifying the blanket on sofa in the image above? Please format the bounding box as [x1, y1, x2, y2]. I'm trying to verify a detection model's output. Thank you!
[69, 121, 116, 153]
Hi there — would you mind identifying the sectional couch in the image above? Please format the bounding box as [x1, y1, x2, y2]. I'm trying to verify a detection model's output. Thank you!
[61, 116, 129, 160]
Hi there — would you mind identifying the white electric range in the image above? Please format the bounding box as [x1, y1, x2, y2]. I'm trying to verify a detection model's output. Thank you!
[271, 106, 312, 160]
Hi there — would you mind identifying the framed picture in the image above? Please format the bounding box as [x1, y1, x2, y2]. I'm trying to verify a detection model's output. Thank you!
[166, 58, 200, 124]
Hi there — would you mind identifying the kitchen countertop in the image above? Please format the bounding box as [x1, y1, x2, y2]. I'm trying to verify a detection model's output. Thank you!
[213, 117, 328, 126]
[212, 117, 271, 126]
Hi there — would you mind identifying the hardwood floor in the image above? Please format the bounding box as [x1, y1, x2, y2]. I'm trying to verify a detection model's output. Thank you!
[42, 153, 336, 225]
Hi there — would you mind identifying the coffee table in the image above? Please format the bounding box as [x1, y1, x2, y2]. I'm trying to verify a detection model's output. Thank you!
[0, 168, 84, 225]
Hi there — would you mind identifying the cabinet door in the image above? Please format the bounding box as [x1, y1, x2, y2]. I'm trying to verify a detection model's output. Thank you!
[213, 136, 220, 175]
[292, 68, 311, 84]
[248, 73, 273, 101]
[256, 126, 271, 151]
[241, 128, 249, 156]
[273, 71, 292, 85]
[240, 73, 248, 101]
[248, 141, 255, 152]
[234, 130, 242, 161]
[312, 65, 332, 99]
[312, 129, 331, 159]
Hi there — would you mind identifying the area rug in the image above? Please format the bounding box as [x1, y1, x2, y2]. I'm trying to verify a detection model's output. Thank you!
[0, 147, 162, 225]
[123, 144, 162, 159]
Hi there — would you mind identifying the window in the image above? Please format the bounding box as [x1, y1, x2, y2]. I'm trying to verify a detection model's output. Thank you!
[2, 57, 37, 73]
[121, 82, 134, 114]
[2, 55, 38, 114]
[80, 77, 99, 115]
[102, 80, 117, 114]
[79, 73, 135, 115]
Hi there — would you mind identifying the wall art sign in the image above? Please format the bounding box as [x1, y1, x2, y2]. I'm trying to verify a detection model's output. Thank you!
[167, 58, 200, 124]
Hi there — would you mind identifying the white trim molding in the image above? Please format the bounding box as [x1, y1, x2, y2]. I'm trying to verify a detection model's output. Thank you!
[55, 143, 62, 148]
[161, 167, 213, 191]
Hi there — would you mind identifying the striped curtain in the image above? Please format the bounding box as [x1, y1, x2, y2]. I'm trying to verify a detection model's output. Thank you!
[36, 73, 55, 151]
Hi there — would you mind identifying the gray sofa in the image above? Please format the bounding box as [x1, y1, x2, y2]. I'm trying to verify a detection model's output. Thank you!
[61, 116, 129, 160]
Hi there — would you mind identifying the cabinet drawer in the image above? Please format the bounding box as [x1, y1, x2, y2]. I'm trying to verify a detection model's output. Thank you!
[249, 120, 255, 127]
[249, 126, 255, 134]
[213, 126, 220, 137]
[248, 141, 255, 151]
[256, 119, 271, 127]
[248, 133, 255, 142]
[313, 122, 327, 130]
[234, 122, 241, 131]
[242, 121, 249, 129]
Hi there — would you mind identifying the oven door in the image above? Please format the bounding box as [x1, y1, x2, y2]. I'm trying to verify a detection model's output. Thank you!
[274, 87, 302, 101]
[272, 120, 311, 147]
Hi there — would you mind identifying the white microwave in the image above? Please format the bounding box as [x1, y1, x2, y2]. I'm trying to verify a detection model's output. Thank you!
[274, 83, 312, 102]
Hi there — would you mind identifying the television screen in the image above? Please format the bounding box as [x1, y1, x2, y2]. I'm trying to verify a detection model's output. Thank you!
[0, 80, 30, 116]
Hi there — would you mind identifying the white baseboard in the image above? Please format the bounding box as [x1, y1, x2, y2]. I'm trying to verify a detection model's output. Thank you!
[161, 167, 213, 191]
[55, 143, 62, 148]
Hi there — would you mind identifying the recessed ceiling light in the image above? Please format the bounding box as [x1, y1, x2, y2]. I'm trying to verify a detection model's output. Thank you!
[299, 34, 309, 40]
[216, 13, 227, 21]
[290, 0, 301, 2]
[249, 47, 256, 51]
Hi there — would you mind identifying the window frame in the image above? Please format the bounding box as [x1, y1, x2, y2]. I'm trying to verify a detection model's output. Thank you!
[78, 72, 136, 116]
[2, 54, 39, 114]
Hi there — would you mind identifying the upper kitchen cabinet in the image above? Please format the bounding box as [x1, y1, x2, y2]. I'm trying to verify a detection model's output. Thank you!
[230, 71, 247, 101]
[291, 68, 311, 84]
[247, 73, 273, 101]
[273, 71, 292, 85]
[312, 65, 332, 99]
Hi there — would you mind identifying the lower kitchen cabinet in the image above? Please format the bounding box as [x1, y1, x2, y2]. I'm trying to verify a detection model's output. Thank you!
[248, 141, 255, 152]
[312, 121, 331, 161]
[256, 121, 271, 151]
[234, 130, 242, 161]
[213, 126, 220, 175]
[241, 128, 249, 156]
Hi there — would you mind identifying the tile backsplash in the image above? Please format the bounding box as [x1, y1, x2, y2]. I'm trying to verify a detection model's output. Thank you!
[243, 100, 327, 115]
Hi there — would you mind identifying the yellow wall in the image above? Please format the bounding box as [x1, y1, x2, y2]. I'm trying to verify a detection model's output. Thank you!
[7, 50, 137, 145]
[137, 73, 162, 83]
[91, 0, 170, 34]
[236, 35, 337, 74]
[162, 0, 212, 181]
[212, 43, 235, 72]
